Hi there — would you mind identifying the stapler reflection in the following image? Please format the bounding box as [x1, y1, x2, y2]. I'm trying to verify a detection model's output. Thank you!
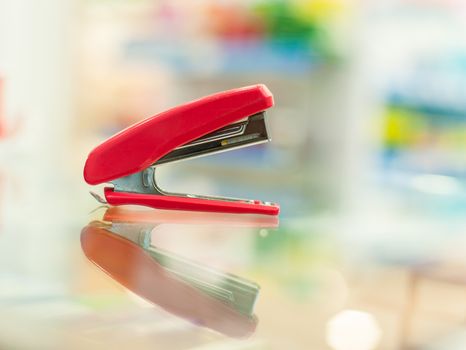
[81, 207, 278, 337]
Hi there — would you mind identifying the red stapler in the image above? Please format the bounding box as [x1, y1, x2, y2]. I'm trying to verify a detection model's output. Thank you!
[84, 84, 280, 215]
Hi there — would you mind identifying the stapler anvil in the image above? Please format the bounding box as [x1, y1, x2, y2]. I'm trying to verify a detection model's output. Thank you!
[84, 84, 279, 215]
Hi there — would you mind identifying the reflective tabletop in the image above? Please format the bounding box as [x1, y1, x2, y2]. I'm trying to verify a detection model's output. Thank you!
[0, 157, 465, 350]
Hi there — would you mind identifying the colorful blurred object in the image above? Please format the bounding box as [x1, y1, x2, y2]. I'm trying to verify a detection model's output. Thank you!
[0, 78, 20, 140]
[381, 53, 466, 177]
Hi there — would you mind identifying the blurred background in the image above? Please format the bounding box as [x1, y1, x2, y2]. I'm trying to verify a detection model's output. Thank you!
[0, 0, 466, 349]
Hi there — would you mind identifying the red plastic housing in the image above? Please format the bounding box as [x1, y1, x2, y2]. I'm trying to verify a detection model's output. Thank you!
[84, 84, 273, 185]
[104, 187, 280, 216]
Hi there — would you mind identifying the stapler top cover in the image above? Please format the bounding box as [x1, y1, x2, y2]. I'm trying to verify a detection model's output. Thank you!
[83, 84, 274, 185]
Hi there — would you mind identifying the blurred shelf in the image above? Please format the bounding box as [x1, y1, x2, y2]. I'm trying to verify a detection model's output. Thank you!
[123, 38, 323, 75]
[387, 99, 466, 121]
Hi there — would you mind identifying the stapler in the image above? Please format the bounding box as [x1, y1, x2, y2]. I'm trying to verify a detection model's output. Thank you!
[83, 84, 279, 215]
